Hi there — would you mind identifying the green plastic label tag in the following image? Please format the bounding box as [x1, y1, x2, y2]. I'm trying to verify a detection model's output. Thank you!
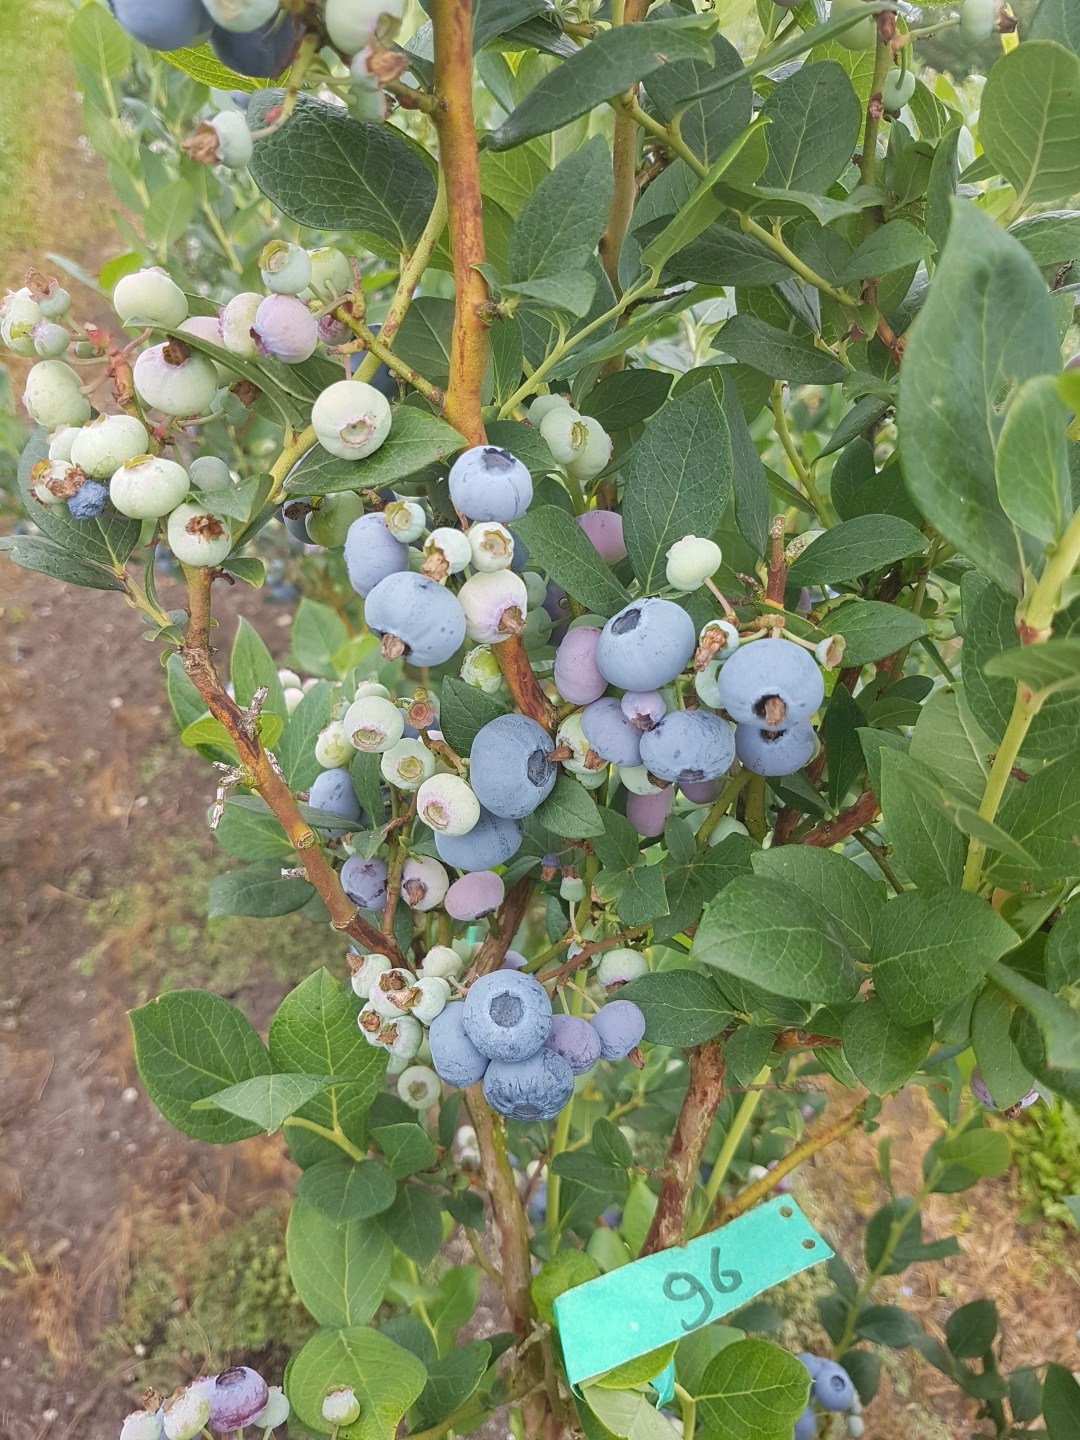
[553, 1197, 832, 1388]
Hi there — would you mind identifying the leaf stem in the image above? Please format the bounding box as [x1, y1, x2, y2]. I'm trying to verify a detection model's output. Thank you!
[859, 42, 892, 201]
[743, 774, 768, 843]
[282, 1115, 365, 1161]
[695, 770, 752, 847]
[960, 685, 1039, 891]
[696, 1065, 771, 1224]
[673, 1383, 696, 1440]
[771, 381, 832, 523]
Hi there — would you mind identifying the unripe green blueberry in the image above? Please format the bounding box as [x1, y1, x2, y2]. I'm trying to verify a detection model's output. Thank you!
[619, 764, 667, 796]
[419, 944, 464, 979]
[355, 679, 392, 701]
[305, 491, 365, 547]
[71, 414, 149, 477]
[48, 426, 81, 462]
[162, 1387, 211, 1440]
[666, 534, 722, 591]
[312, 379, 392, 460]
[708, 814, 748, 847]
[596, 947, 649, 989]
[259, 240, 313, 296]
[379, 1013, 424, 1060]
[167, 502, 233, 566]
[325, 0, 405, 53]
[114, 268, 189, 329]
[279, 667, 302, 690]
[347, 71, 388, 121]
[133, 343, 218, 417]
[459, 569, 528, 644]
[254, 1386, 290, 1429]
[23, 360, 91, 428]
[315, 720, 356, 768]
[832, 0, 879, 48]
[381, 737, 436, 791]
[405, 976, 451, 1024]
[882, 68, 916, 110]
[460, 645, 504, 693]
[343, 694, 405, 752]
[560, 873, 586, 902]
[209, 109, 253, 168]
[528, 392, 572, 426]
[960, 0, 996, 41]
[522, 571, 547, 609]
[120, 1409, 164, 1440]
[351, 952, 392, 999]
[32, 321, 71, 358]
[565, 415, 612, 482]
[539, 405, 589, 466]
[304, 246, 353, 302]
[220, 291, 262, 358]
[384, 498, 426, 542]
[577, 764, 608, 790]
[556, 711, 590, 774]
[422, 525, 472, 579]
[189, 454, 234, 493]
[847, 1419, 865, 1439]
[695, 659, 723, 709]
[38, 284, 71, 319]
[397, 1063, 441, 1109]
[1, 292, 42, 356]
[468, 520, 514, 572]
[322, 1388, 361, 1427]
[416, 772, 481, 835]
[283, 686, 305, 713]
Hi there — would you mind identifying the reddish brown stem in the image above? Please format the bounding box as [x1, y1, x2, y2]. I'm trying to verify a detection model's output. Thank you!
[765, 515, 788, 606]
[801, 789, 879, 848]
[431, 0, 488, 446]
[598, 0, 647, 302]
[495, 636, 558, 733]
[640, 1040, 725, 1255]
[181, 567, 404, 963]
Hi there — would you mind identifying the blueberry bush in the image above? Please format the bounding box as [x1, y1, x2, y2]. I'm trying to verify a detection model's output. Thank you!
[4, 0, 1080, 1436]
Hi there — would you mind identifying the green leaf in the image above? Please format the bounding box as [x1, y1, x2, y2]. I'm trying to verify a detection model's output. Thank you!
[534, 775, 605, 839]
[270, 970, 386, 1166]
[248, 93, 437, 252]
[878, 749, 965, 893]
[296, 1157, 398, 1223]
[287, 1327, 427, 1440]
[988, 962, 1080, 1070]
[283, 410, 465, 496]
[208, 861, 314, 919]
[820, 397, 890, 459]
[0, 534, 127, 591]
[162, 43, 265, 92]
[509, 136, 613, 280]
[864, 1198, 960, 1274]
[582, 1386, 679, 1440]
[995, 374, 1073, 545]
[897, 201, 1060, 594]
[1010, 210, 1080, 265]
[908, 686, 990, 810]
[840, 220, 936, 283]
[512, 505, 632, 616]
[616, 970, 734, 1047]
[751, 847, 884, 963]
[129, 990, 271, 1145]
[693, 875, 860, 1004]
[761, 61, 862, 196]
[615, 863, 669, 929]
[413, 1341, 493, 1429]
[1030, 0, 1080, 50]
[643, 28, 752, 168]
[944, 1299, 998, 1359]
[278, 681, 334, 791]
[821, 684, 865, 809]
[230, 615, 287, 718]
[487, 16, 719, 149]
[291, 598, 350, 680]
[829, 600, 928, 666]
[504, 273, 598, 318]
[934, 1127, 1012, 1178]
[979, 42, 1080, 209]
[204, 1073, 336, 1132]
[1047, 902, 1080, 991]
[718, 314, 846, 385]
[1042, 1362, 1080, 1440]
[534, 1250, 601, 1327]
[438, 677, 510, 757]
[655, 832, 756, 944]
[695, 1339, 809, 1438]
[984, 637, 1080, 700]
[376, 1182, 444, 1265]
[584, 369, 673, 433]
[622, 384, 732, 592]
[371, 1122, 438, 1179]
[870, 889, 1018, 1024]
[842, 997, 931, 1094]
[970, 985, 1036, 1110]
[788, 515, 928, 587]
[68, 1, 131, 76]
[144, 179, 196, 252]
[989, 750, 1080, 888]
[551, 1150, 630, 1232]
[725, 1025, 776, 1087]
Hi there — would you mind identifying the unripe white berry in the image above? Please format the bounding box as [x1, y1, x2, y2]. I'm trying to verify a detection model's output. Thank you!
[539, 405, 588, 466]
[259, 240, 313, 296]
[253, 1386, 290, 1430]
[709, 815, 748, 847]
[618, 764, 667, 796]
[133, 343, 218, 417]
[161, 1387, 211, 1440]
[380, 737, 436, 791]
[383, 499, 426, 542]
[418, 944, 464, 979]
[354, 679, 391, 702]
[416, 773, 481, 835]
[459, 570, 528, 644]
[23, 360, 91, 429]
[423, 526, 472, 579]
[114, 268, 189, 329]
[666, 534, 722, 591]
[369, 966, 419, 1018]
[351, 952, 392, 999]
[343, 694, 404, 752]
[2, 291, 43, 355]
[111, 455, 190, 520]
[48, 426, 81, 463]
[321, 1387, 361, 1426]
[70, 414, 149, 478]
[28, 459, 76, 507]
[283, 687, 304, 713]
[312, 380, 392, 460]
[315, 720, 356, 768]
[278, 667, 302, 689]
[400, 855, 449, 911]
[407, 976, 450, 1024]
[397, 1063, 441, 1108]
[178, 315, 237, 385]
[596, 947, 649, 988]
[325, 0, 405, 53]
[33, 321, 71, 358]
[468, 520, 514, 572]
[694, 659, 723, 709]
[304, 247, 352, 302]
[528, 393, 573, 426]
[166, 502, 233, 566]
[460, 645, 503, 693]
[120, 1410, 164, 1440]
[556, 711, 590, 774]
[220, 292, 262, 358]
[379, 1013, 423, 1059]
[565, 415, 612, 482]
[189, 455, 234, 493]
[699, 619, 740, 661]
[209, 109, 253, 168]
[560, 874, 586, 902]
[815, 635, 845, 669]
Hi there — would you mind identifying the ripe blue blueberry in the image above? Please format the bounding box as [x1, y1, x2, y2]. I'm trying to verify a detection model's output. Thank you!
[638, 710, 735, 784]
[590, 1000, 646, 1059]
[340, 855, 388, 910]
[109, 0, 212, 49]
[448, 445, 533, 522]
[596, 599, 696, 691]
[734, 720, 814, 776]
[544, 1013, 601, 1075]
[468, 714, 557, 819]
[435, 805, 523, 871]
[483, 1049, 574, 1121]
[813, 1360, 855, 1412]
[428, 1001, 489, 1088]
[209, 1367, 269, 1433]
[463, 970, 552, 1062]
[364, 571, 467, 667]
[715, 638, 824, 728]
[308, 767, 362, 834]
[796, 1353, 826, 1378]
[793, 1406, 816, 1440]
[209, 11, 303, 75]
[67, 480, 109, 519]
[581, 697, 642, 768]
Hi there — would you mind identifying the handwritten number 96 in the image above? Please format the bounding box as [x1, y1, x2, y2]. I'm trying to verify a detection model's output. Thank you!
[662, 1251, 743, 1331]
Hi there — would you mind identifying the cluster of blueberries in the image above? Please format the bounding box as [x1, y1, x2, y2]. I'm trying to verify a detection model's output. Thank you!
[793, 1355, 861, 1438]
[119, 1366, 288, 1440]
